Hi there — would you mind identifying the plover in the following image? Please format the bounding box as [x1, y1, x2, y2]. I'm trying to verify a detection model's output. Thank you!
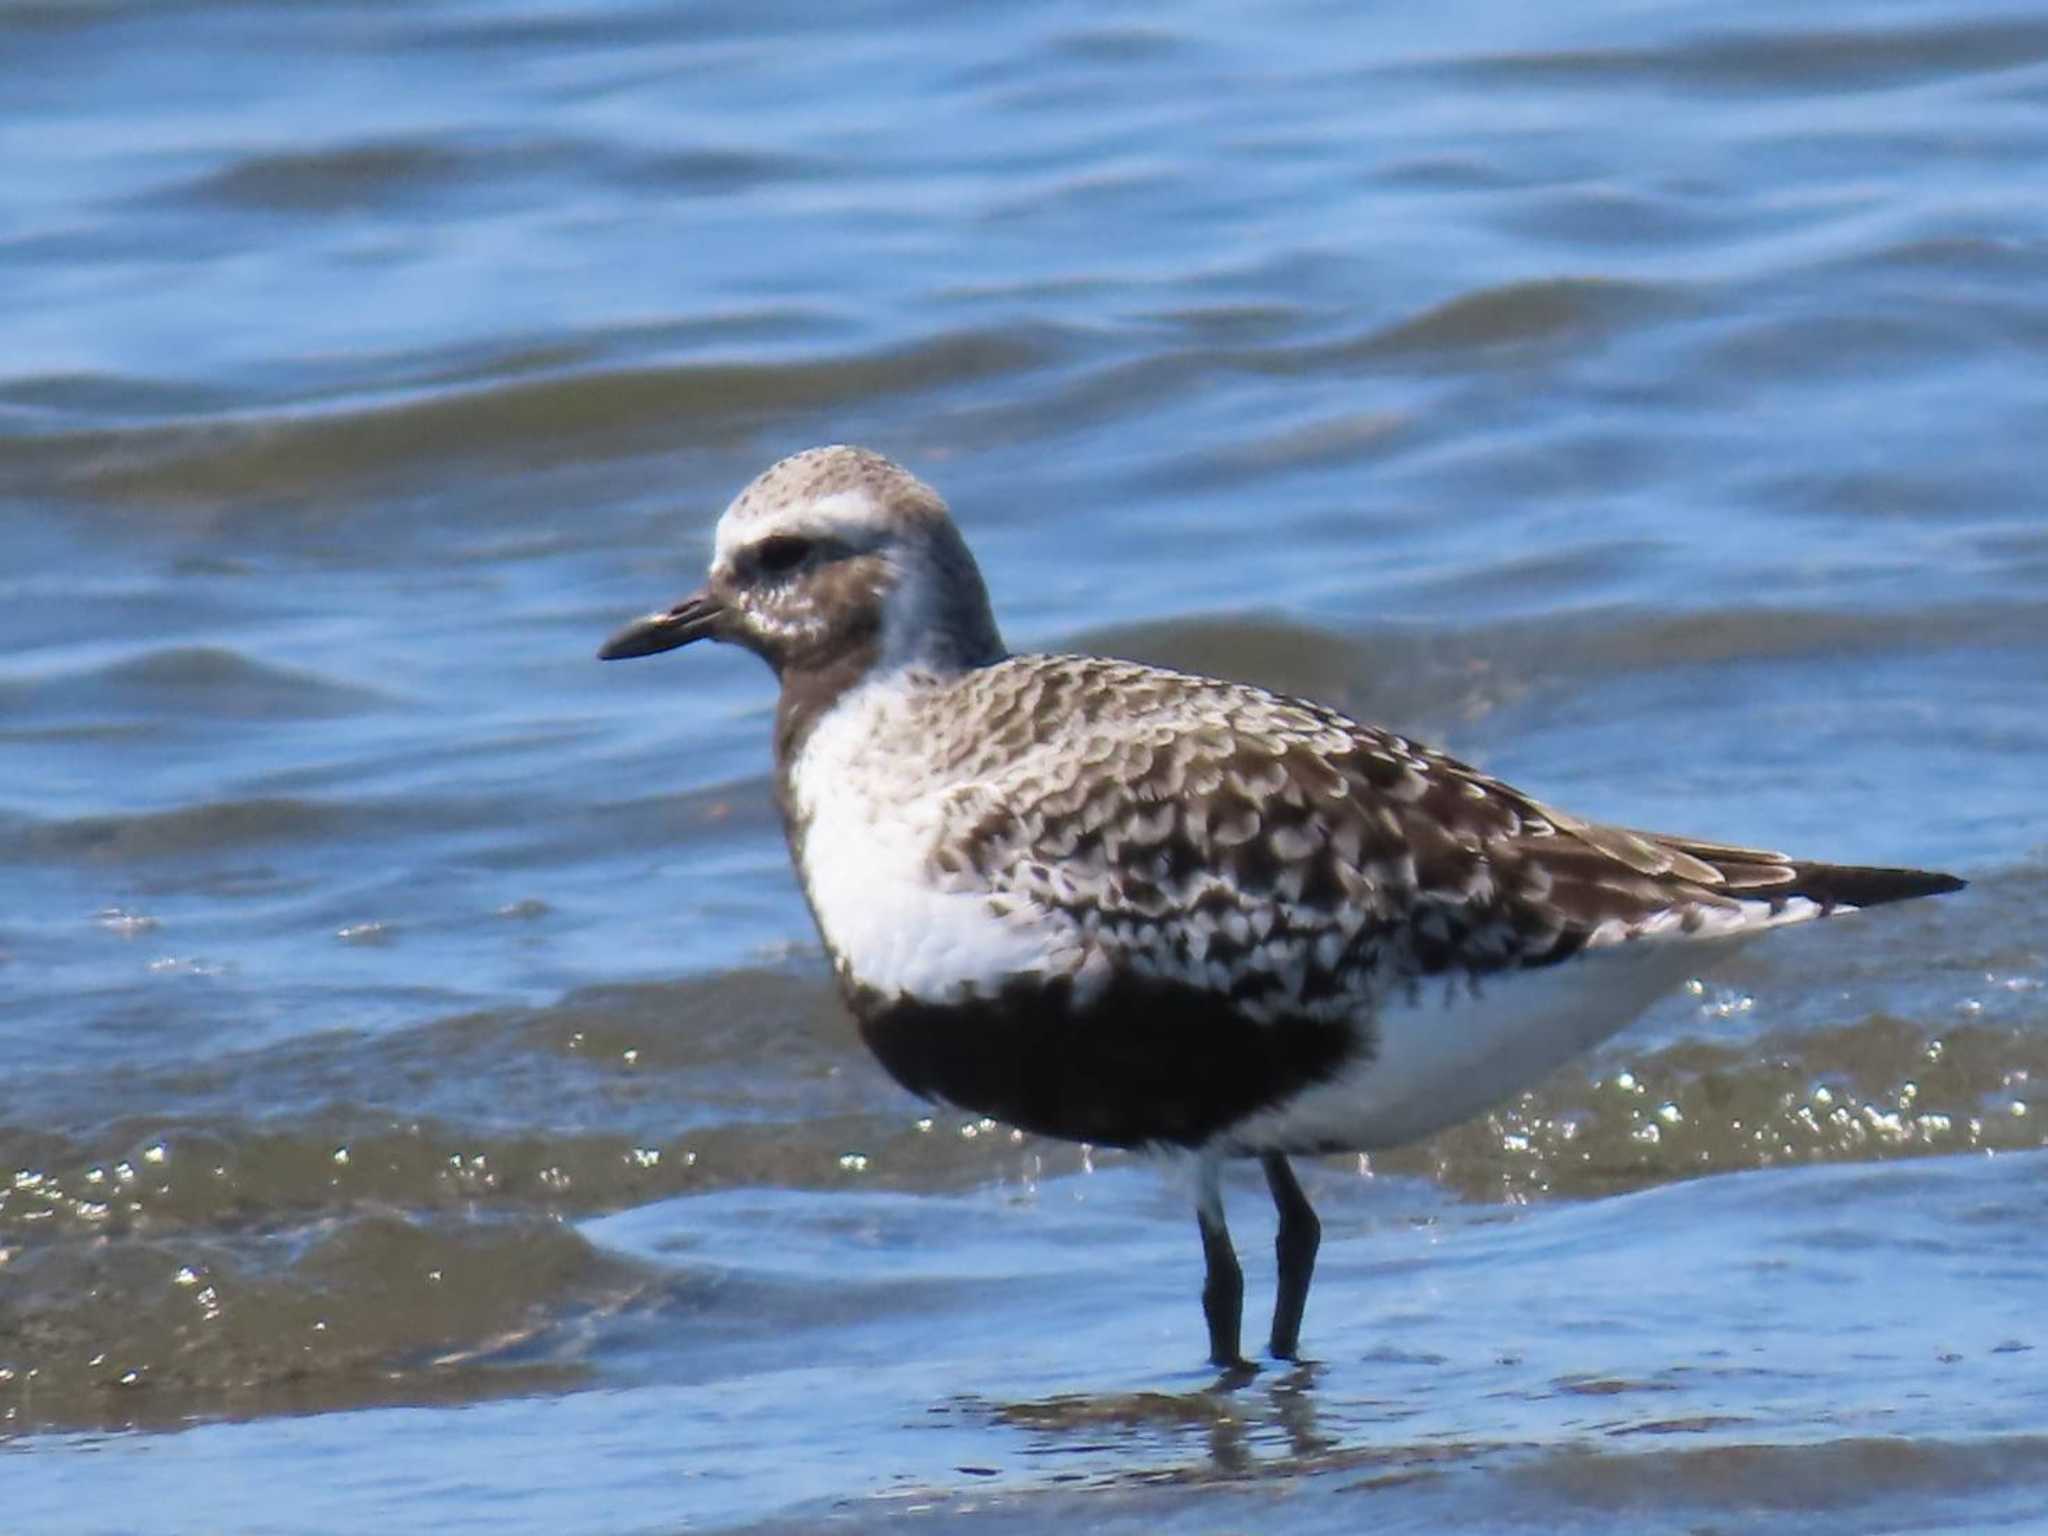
[600, 445, 1966, 1367]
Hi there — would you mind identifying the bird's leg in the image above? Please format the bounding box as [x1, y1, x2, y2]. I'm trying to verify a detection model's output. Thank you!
[1195, 1153, 1246, 1368]
[1262, 1153, 1320, 1361]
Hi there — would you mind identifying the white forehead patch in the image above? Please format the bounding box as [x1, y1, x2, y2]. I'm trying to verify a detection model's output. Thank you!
[712, 487, 889, 567]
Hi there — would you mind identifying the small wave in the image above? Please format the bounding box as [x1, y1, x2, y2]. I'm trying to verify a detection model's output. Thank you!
[0, 1209, 642, 1432]
[0, 791, 504, 863]
[1063, 614, 1455, 730]
[1447, 18, 2048, 94]
[0, 646, 395, 723]
[26, 326, 1069, 507]
[1480, 600, 2035, 675]
[6, 796, 346, 862]
[177, 139, 480, 215]
[616, 145, 823, 194]
[1514, 1431, 2048, 1514]
[1357, 277, 1682, 360]
[1385, 1007, 2048, 1205]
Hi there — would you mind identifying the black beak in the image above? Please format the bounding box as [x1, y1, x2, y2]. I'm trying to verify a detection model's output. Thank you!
[597, 589, 727, 660]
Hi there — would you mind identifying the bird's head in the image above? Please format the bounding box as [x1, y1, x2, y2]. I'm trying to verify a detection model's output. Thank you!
[599, 445, 1004, 680]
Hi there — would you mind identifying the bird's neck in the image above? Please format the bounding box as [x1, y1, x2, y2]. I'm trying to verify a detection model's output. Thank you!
[771, 644, 998, 813]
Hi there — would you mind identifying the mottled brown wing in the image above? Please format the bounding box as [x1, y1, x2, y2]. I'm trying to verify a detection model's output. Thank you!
[932, 659, 1637, 1001]
[935, 656, 1960, 1005]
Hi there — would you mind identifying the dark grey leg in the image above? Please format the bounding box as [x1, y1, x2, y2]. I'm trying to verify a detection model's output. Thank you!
[1195, 1155, 1245, 1367]
[1263, 1153, 1320, 1360]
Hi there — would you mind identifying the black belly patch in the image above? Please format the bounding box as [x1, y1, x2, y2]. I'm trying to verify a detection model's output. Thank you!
[848, 972, 1366, 1149]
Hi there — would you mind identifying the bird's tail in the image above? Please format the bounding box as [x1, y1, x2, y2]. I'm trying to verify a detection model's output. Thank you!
[1771, 859, 1967, 911]
[1639, 830, 1968, 912]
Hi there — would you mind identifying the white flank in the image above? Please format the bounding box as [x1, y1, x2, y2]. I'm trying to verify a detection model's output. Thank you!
[790, 674, 1077, 1001]
[1222, 931, 1762, 1155]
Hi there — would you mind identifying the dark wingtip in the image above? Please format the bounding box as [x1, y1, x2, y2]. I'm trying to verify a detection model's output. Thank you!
[1789, 863, 1968, 909]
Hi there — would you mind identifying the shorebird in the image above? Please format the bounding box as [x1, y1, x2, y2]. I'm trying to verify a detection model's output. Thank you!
[599, 445, 1965, 1367]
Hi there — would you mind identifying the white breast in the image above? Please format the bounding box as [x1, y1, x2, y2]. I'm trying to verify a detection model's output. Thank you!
[787, 676, 1081, 1002]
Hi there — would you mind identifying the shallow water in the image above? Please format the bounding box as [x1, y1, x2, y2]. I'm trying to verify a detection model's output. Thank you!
[4, 0, 2048, 1530]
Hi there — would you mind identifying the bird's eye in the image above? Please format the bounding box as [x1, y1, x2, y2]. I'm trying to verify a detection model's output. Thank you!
[753, 535, 813, 577]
